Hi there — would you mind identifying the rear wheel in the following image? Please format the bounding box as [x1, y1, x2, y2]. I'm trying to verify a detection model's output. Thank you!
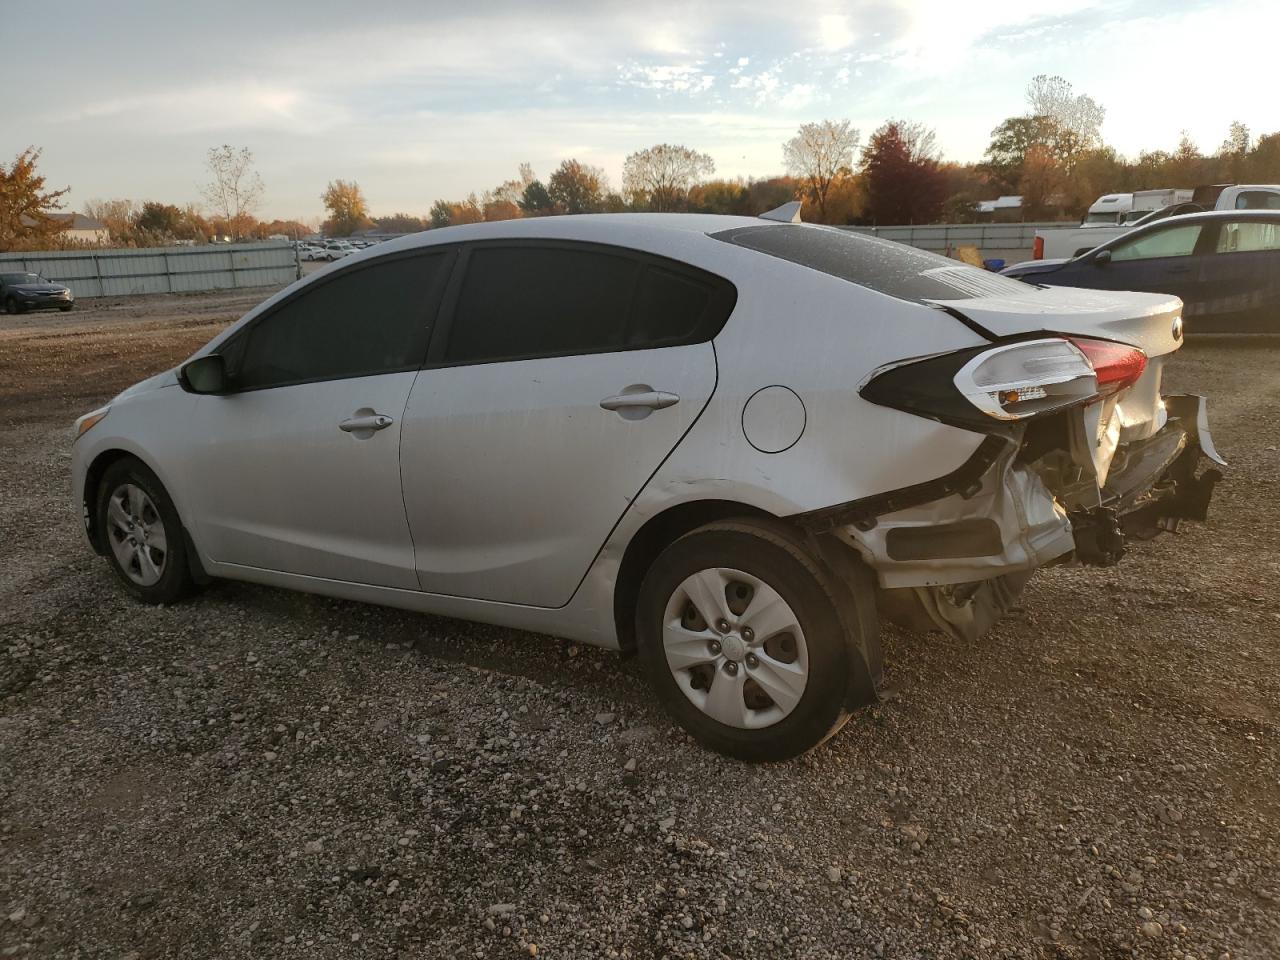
[96, 458, 195, 604]
[5, 297, 19, 315]
[636, 520, 864, 761]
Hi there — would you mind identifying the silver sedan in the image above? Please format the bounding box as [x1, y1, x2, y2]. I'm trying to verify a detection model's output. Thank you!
[71, 208, 1223, 760]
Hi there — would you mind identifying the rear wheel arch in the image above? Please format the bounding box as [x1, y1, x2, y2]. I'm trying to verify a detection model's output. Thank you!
[613, 500, 774, 654]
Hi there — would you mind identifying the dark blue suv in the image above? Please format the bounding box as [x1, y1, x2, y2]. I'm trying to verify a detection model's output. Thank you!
[1003, 211, 1280, 333]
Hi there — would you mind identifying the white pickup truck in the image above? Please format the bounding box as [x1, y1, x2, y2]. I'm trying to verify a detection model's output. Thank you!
[1035, 184, 1280, 260]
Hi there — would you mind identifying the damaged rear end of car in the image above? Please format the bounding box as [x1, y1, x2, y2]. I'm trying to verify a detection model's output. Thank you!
[795, 286, 1224, 642]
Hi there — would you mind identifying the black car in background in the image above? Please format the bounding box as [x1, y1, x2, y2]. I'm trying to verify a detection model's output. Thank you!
[1003, 211, 1280, 333]
[1, 271, 75, 314]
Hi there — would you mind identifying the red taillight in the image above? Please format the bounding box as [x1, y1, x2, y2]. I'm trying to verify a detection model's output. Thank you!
[1033, 236, 1044, 260]
[1068, 338, 1147, 396]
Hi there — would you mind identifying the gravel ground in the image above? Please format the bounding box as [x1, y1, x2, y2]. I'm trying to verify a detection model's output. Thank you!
[1, 292, 1278, 959]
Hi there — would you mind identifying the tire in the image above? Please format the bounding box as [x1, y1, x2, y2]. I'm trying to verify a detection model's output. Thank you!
[59, 304, 73, 312]
[635, 519, 864, 762]
[5, 297, 19, 315]
[95, 457, 195, 604]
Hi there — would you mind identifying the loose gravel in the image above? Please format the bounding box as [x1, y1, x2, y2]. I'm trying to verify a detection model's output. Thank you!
[1, 294, 1278, 959]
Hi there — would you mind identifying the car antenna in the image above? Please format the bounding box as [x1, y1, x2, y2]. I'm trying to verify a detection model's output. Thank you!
[759, 201, 802, 223]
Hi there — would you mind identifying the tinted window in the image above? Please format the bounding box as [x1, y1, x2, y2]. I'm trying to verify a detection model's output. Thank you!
[630, 267, 714, 345]
[1110, 224, 1201, 262]
[235, 252, 450, 390]
[1234, 191, 1280, 210]
[444, 245, 736, 363]
[1216, 220, 1280, 253]
[711, 224, 1030, 302]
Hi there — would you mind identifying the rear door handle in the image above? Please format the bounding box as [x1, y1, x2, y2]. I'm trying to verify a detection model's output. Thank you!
[600, 391, 679, 412]
[339, 413, 394, 433]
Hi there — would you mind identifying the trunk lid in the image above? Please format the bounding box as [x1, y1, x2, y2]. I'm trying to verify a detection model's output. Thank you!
[930, 285, 1184, 358]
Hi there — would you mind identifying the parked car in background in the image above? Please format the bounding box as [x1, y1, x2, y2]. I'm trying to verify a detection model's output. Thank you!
[1004, 210, 1280, 333]
[71, 210, 1222, 760]
[321, 241, 357, 260]
[1, 271, 74, 314]
[300, 246, 327, 261]
[1037, 185, 1280, 260]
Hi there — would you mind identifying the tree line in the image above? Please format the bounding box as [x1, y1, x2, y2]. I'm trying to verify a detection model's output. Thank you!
[4, 74, 1279, 252]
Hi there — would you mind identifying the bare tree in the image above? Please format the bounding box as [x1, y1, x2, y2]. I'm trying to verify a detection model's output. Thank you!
[782, 120, 859, 221]
[202, 145, 264, 239]
[623, 144, 715, 211]
[1025, 75, 1105, 172]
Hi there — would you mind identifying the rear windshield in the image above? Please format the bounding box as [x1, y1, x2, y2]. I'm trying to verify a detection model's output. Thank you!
[710, 224, 1030, 302]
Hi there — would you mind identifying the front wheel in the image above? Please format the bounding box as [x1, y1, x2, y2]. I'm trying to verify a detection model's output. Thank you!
[636, 520, 865, 762]
[96, 457, 195, 604]
[59, 304, 73, 312]
[4, 297, 19, 315]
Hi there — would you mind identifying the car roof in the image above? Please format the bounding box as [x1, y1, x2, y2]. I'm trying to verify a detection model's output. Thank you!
[1134, 209, 1280, 225]
[373, 212, 764, 256]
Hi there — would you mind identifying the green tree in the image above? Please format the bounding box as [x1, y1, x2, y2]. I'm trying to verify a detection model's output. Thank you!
[0, 147, 70, 251]
[980, 115, 1060, 194]
[428, 199, 452, 228]
[518, 180, 556, 216]
[1246, 132, 1280, 182]
[135, 201, 184, 236]
[374, 213, 426, 233]
[547, 160, 606, 214]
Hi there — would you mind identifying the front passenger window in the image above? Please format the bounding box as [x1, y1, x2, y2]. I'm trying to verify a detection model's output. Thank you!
[235, 252, 451, 390]
[1110, 224, 1201, 262]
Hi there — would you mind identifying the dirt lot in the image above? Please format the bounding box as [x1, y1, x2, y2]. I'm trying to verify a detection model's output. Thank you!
[1, 290, 1278, 960]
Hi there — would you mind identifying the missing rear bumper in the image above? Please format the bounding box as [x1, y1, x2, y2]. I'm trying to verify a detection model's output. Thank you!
[793, 394, 1223, 589]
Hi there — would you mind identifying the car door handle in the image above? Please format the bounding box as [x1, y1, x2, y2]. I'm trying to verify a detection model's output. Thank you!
[599, 391, 679, 412]
[339, 413, 394, 433]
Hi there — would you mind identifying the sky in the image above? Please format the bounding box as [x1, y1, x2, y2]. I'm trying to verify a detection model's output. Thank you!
[9, 0, 1277, 222]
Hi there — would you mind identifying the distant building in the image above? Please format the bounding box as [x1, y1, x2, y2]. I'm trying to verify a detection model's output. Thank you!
[50, 213, 111, 244]
[18, 212, 111, 245]
[975, 196, 1023, 222]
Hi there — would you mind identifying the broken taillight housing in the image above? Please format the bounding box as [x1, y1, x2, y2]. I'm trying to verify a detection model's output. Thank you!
[862, 336, 1147, 432]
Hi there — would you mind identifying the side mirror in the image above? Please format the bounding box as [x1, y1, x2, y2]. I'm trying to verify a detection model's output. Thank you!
[180, 354, 229, 394]
[1093, 249, 1112, 267]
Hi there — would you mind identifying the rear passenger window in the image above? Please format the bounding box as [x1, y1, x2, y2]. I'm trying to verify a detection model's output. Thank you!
[1216, 220, 1280, 253]
[445, 246, 636, 363]
[443, 243, 736, 364]
[630, 267, 713, 345]
[235, 252, 451, 390]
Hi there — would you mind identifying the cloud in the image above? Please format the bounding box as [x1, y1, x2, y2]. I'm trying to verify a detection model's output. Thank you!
[16, 0, 1274, 219]
[817, 14, 855, 51]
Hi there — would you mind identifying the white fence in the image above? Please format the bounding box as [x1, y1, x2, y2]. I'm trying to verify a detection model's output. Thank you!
[0, 243, 300, 299]
[841, 222, 1071, 266]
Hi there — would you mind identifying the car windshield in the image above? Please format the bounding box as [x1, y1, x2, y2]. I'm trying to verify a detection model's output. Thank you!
[1, 272, 42, 284]
[711, 224, 1031, 303]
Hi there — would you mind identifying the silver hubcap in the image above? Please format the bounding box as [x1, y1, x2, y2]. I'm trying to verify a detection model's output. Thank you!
[106, 483, 167, 586]
[662, 567, 809, 730]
